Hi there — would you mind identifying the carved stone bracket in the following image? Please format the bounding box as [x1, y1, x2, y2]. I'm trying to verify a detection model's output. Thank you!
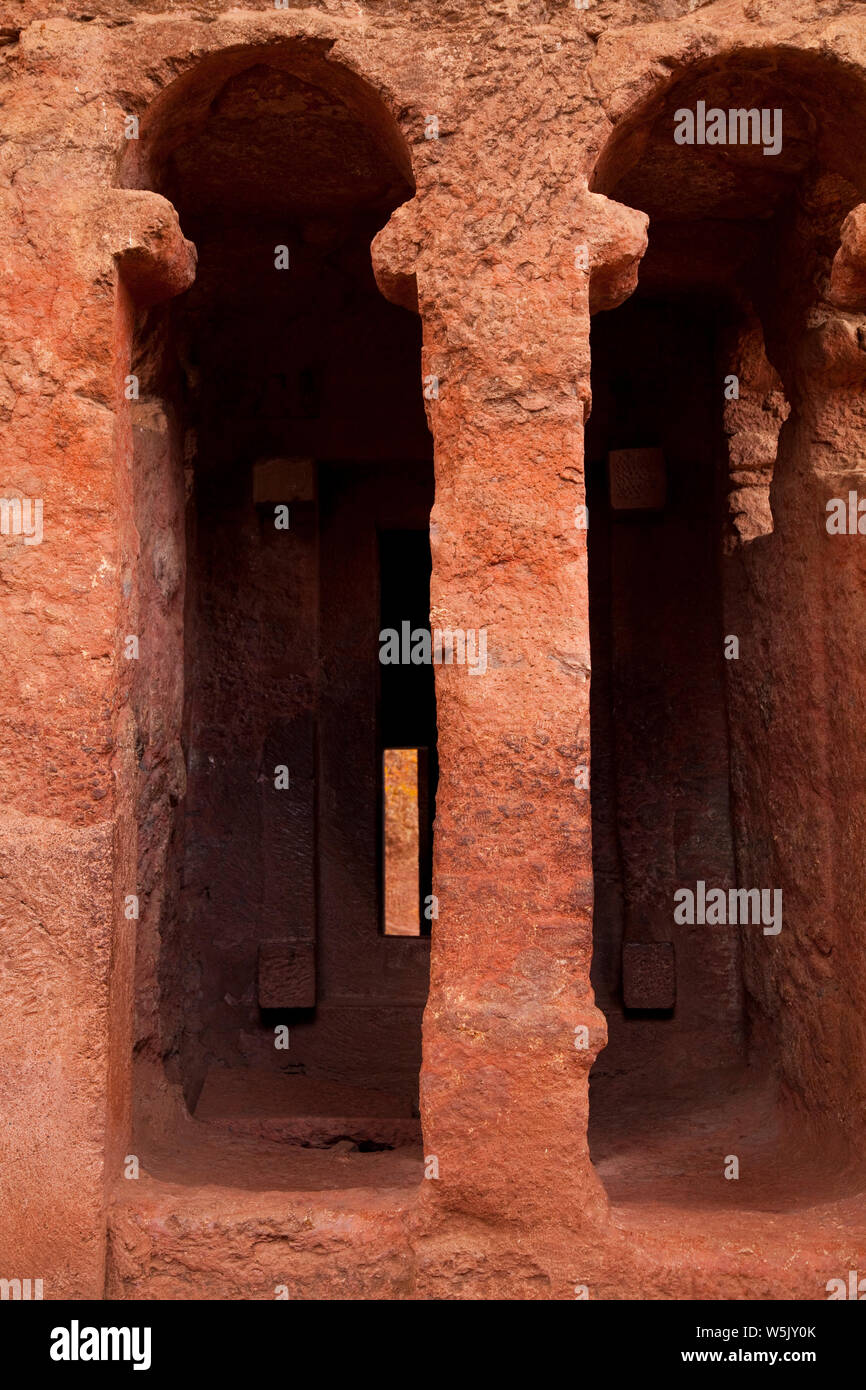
[371, 199, 421, 314]
[829, 203, 866, 313]
[97, 190, 197, 307]
[579, 190, 648, 316]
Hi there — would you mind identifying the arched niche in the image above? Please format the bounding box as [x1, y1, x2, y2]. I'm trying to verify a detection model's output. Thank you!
[585, 45, 866, 1210]
[119, 42, 436, 1187]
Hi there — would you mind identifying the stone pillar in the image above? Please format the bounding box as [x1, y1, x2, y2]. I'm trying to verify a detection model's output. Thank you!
[373, 191, 646, 1236]
[0, 180, 194, 1297]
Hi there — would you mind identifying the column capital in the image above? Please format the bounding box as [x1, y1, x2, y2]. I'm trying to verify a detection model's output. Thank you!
[95, 190, 197, 306]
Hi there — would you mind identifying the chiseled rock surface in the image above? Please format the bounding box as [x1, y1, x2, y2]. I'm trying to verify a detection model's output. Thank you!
[3, 0, 866, 1300]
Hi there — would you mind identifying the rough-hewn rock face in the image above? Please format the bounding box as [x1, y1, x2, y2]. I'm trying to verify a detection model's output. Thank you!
[4, 0, 866, 1301]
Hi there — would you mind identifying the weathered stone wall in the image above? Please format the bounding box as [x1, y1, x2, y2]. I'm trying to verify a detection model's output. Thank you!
[3, 0, 866, 1301]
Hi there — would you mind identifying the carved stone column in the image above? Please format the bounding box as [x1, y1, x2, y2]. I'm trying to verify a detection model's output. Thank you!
[0, 178, 194, 1297]
[373, 190, 646, 1237]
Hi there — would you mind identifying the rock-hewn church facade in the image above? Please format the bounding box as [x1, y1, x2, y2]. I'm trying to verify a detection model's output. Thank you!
[3, 0, 866, 1299]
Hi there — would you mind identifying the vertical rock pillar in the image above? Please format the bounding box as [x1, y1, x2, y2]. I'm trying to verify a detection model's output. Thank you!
[373, 191, 646, 1237]
[0, 180, 194, 1298]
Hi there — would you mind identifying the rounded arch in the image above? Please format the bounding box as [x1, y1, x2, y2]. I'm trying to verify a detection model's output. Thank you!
[117, 39, 415, 199]
[590, 44, 866, 208]
[585, 42, 866, 396]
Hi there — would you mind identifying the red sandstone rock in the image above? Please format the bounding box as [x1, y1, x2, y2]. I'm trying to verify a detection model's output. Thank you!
[829, 203, 866, 311]
[2, 0, 866, 1308]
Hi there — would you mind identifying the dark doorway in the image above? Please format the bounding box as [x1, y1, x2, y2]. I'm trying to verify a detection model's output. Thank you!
[586, 294, 746, 1175]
